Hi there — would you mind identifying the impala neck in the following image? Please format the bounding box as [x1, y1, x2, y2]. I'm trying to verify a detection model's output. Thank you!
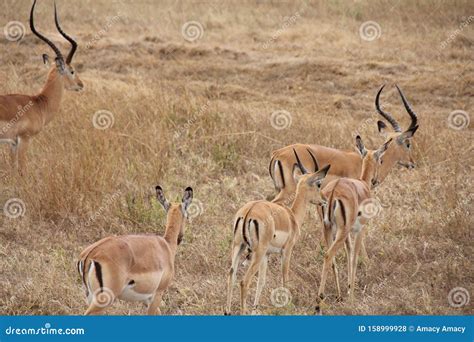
[163, 208, 184, 256]
[290, 188, 309, 228]
[359, 158, 374, 188]
[37, 67, 64, 125]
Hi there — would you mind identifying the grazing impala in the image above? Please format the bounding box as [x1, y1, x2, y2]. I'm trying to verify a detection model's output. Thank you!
[0, 0, 83, 174]
[78, 186, 193, 315]
[225, 149, 330, 315]
[315, 136, 390, 312]
[269, 85, 419, 203]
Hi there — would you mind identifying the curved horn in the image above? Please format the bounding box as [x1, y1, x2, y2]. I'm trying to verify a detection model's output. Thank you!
[375, 84, 401, 132]
[395, 85, 418, 130]
[293, 148, 309, 175]
[54, 2, 77, 64]
[30, 0, 63, 60]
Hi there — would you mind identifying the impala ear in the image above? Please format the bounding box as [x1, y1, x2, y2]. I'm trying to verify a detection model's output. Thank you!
[155, 185, 170, 212]
[377, 120, 388, 137]
[307, 164, 331, 187]
[292, 163, 304, 183]
[397, 125, 419, 144]
[375, 138, 392, 161]
[356, 135, 367, 157]
[181, 187, 193, 215]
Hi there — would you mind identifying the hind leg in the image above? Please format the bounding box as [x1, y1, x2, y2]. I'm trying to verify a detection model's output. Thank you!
[225, 243, 245, 315]
[147, 289, 165, 315]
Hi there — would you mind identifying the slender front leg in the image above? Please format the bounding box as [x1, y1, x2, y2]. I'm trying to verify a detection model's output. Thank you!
[147, 290, 164, 315]
[225, 244, 245, 315]
[345, 236, 352, 293]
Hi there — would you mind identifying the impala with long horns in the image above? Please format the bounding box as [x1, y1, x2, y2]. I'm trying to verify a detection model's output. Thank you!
[78, 186, 193, 315]
[225, 150, 330, 315]
[315, 136, 390, 311]
[0, 0, 83, 173]
[269, 85, 419, 203]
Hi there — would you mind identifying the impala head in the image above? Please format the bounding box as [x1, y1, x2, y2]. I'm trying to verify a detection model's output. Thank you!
[293, 149, 331, 205]
[375, 84, 419, 182]
[30, 0, 84, 91]
[356, 135, 391, 189]
[155, 185, 193, 245]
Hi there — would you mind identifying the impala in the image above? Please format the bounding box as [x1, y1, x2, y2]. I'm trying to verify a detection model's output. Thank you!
[269, 85, 419, 204]
[78, 186, 193, 315]
[225, 150, 330, 315]
[0, 0, 83, 174]
[315, 136, 390, 311]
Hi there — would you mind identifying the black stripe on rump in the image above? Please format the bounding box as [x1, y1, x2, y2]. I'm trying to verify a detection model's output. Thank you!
[234, 217, 242, 235]
[94, 261, 104, 293]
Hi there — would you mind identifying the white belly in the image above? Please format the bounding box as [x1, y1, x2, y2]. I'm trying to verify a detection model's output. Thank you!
[352, 217, 364, 233]
[119, 284, 154, 304]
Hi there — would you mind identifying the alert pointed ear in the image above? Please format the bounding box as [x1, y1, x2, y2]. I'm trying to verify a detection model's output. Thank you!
[377, 120, 388, 137]
[155, 185, 170, 212]
[307, 164, 331, 187]
[375, 138, 392, 161]
[397, 125, 419, 144]
[356, 135, 367, 157]
[181, 187, 193, 215]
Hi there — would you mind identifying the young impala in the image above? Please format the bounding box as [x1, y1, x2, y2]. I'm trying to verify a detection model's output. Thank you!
[225, 150, 330, 315]
[269, 85, 419, 204]
[78, 186, 193, 315]
[0, 0, 83, 174]
[315, 136, 390, 311]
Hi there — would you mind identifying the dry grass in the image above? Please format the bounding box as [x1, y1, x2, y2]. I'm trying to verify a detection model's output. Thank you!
[0, 0, 473, 315]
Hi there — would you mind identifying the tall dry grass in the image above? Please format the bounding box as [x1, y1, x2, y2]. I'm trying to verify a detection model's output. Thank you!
[0, 0, 472, 315]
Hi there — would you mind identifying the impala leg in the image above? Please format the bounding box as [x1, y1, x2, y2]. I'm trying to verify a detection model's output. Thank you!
[17, 136, 29, 175]
[253, 255, 268, 311]
[345, 236, 353, 293]
[281, 243, 295, 287]
[147, 289, 164, 315]
[316, 230, 346, 312]
[322, 224, 340, 299]
[240, 249, 265, 315]
[225, 244, 245, 315]
[350, 231, 364, 304]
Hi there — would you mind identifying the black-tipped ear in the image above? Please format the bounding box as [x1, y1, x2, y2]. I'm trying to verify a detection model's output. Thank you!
[155, 185, 170, 212]
[182, 187, 193, 213]
[356, 135, 367, 157]
[397, 124, 419, 144]
[307, 164, 331, 187]
[375, 138, 392, 160]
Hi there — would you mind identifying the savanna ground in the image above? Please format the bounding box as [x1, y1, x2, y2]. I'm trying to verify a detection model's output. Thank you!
[0, 0, 472, 315]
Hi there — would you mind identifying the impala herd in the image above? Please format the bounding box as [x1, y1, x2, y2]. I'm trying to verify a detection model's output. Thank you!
[1, 1, 420, 315]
